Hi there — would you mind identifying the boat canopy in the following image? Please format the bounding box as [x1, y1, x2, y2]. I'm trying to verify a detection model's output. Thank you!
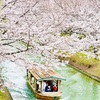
[28, 64, 66, 81]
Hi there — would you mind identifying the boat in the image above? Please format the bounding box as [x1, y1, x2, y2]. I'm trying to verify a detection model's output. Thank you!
[27, 63, 66, 100]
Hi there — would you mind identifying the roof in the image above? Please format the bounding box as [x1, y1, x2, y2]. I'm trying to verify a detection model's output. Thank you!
[28, 64, 66, 81]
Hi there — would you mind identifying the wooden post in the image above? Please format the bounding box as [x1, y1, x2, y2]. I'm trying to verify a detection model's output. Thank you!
[40, 81, 42, 93]
[58, 80, 61, 92]
[29, 72, 31, 82]
[35, 79, 37, 91]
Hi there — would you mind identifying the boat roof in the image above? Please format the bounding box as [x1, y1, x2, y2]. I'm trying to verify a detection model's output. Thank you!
[28, 63, 66, 81]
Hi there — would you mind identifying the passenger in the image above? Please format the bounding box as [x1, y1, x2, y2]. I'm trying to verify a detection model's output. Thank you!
[48, 81, 53, 92]
[48, 81, 52, 86]
[53, 85, 58, 92]
[47, 86, 51, 92]
[45, 83, 48, 92]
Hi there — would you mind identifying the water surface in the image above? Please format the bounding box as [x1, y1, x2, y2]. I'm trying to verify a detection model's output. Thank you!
[1, 60, 100, 100]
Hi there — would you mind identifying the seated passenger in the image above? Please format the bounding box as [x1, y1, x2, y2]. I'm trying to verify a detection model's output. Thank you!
[53, 85, 58, 92]
[47, 86, 51, 92]
[45, 84, 48, 92]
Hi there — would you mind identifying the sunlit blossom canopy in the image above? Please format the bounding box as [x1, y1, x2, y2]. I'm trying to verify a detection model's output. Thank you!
[28, 64, 66, 81]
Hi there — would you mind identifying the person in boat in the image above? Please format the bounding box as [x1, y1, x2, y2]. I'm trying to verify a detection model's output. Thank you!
[47, 86, 51, 92]
[53, 84, 58, 92]
[47, 80, 54, 92]
[45, 83, 49, 92]
[45, 83, 52, 92]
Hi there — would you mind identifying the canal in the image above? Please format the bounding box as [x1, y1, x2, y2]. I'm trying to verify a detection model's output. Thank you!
[0, 57, 100, 100]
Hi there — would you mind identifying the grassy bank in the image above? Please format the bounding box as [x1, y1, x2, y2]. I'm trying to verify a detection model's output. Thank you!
[69, 52, 100, 77]
[57, 51, 100, 81]
[70, 52, 99, 68]
[0, 87, 13, 100]
[0, 90, 7, 100]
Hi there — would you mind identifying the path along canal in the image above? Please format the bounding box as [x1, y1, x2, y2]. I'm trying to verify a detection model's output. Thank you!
[1, 58, 100, 100]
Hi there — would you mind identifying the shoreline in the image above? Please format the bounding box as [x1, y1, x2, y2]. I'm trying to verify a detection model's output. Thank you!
[0, 86, 13, 100]
[57, 53, 100, 83]
[68, 60, 100, 83]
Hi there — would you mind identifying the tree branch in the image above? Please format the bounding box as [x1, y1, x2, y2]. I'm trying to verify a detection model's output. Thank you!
[5, 48, 32, 55]
[19, 1, 39, 18]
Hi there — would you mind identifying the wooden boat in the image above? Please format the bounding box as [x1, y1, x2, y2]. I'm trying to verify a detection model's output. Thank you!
[27, 63, 65, 100]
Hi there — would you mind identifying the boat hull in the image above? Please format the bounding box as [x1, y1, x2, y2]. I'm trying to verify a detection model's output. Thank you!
[27, 81, 61, 100]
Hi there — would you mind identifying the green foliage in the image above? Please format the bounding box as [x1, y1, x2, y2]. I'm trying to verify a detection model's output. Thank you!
[62, 51, 69, 55]
[60, 32, 70, 37]
[60, 28, 73, 37]
[2, 17, 7, 23]
[78, 34, 86, 40]
[87, 46, 94, 52]
[57, 50, 62, 53]
[53, 33, 56, 36]
[57, 50, 69, 57]
[70, 52, 98, 67]
[21, 41, 28, 46]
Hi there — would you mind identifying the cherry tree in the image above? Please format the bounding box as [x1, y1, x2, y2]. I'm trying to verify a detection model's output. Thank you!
[0, 0, 100, 67]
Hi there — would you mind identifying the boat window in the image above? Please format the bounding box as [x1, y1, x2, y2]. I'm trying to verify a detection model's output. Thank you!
[43, 80, 58, 92]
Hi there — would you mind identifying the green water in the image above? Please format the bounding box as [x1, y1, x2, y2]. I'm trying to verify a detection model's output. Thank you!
[56, 66, 100, 100]
[1, 59, 100, 100]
